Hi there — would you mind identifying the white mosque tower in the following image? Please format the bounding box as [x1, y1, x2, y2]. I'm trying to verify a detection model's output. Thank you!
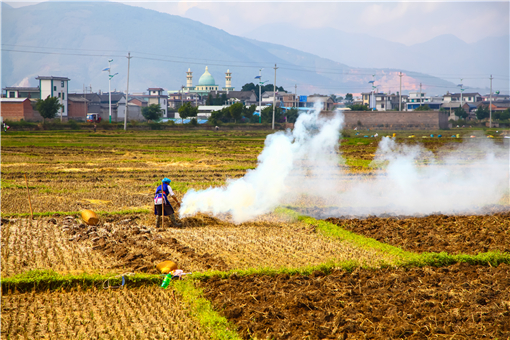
[186, 68, 193, 88]
[222, 69, 234, 93]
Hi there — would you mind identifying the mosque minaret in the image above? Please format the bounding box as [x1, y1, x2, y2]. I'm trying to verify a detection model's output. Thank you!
[181, 66, 234, 95]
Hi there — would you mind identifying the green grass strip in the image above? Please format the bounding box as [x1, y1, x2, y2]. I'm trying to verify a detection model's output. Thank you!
[1, 269, 160, 294]
[1, 208, 151, 218]
[279, 208, 510, 268]
[172, 279, 242, 340]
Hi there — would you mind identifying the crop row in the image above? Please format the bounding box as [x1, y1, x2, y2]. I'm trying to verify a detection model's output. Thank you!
[1, 286, 209, 340]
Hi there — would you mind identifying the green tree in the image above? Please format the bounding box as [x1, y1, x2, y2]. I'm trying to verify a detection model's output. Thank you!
[285, 108, 299, 123]
[229, 102, 244, 123]
[329, 94, 338, 103]
[453, 106, 468, 119]
[221, 93, 227, 105]
[500, 108, 510, 121]
[141, 103, 163, 122]
[242, 104, 257, 122]
[178, 102, 198, 124]
[348, 103, 370, 111]
[209, 110, 223, 125]
[206, 94, 214, 105]
[345, 93, 353, 102]
[261, 105, 282, 124]
[476, 105, 490, 120]
[213, 94, 222, 105]
[36, 95, 63, 123]
[414, 104, 431, 111]
[241, 83, 257, 92]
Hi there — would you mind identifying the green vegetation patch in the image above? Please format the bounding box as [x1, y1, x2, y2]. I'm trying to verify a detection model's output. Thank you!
[172, 279, 242, 340]
[1, 269, 160, 294]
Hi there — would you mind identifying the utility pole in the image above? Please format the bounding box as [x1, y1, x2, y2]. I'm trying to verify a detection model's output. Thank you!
[419, 83, 422, 108]
[459, 79, 463, 112]
[489, 74, 493, 128]
[272, 64, 278, 130]
[124, 52, 131, 131]
[294, 84, 297, 108]
[399, 72, 402, 111]
[258, 69, 262, 124]
[109, 59, 112, 123]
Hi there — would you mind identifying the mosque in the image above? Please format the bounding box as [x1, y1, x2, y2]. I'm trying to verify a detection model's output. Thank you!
[180, 66, 235, 95]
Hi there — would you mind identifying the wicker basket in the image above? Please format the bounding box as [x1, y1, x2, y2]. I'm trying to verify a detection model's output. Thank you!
[81, 209, 99, 226]
[156, 260, 178, 274]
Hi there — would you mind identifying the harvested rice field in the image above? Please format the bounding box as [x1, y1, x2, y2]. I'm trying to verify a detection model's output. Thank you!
[1, 286, 209, 340]
[1, 214, 396, 277]
[2, 128, 510, 339]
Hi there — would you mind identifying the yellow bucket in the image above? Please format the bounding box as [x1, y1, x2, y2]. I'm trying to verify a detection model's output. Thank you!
[156, 260, 178, 274]
[81, 209, 99, 226]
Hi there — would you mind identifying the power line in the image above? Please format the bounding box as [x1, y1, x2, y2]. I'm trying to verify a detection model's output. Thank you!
[4, 46, 507, 80]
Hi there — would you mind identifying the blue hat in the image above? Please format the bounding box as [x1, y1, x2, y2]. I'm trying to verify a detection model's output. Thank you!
[162, 178, 171, 183]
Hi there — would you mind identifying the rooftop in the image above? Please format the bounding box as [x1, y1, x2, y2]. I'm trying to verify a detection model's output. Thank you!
[0, 98, 30, 103]
[2, 87, 39, 91]
[35, 76, 70, 81]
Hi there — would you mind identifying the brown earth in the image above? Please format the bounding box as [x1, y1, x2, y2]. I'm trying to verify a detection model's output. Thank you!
[202, 263, 510, 339]
[59, 215, 229, 273]
[325, 212, 510, 254]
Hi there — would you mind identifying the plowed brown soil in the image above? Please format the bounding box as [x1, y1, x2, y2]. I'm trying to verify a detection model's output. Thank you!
[326, 213, 510, 254]
[202, 263, 510, 339]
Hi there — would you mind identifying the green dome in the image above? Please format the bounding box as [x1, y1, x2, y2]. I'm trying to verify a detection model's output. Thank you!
[198, 66, 216, 86]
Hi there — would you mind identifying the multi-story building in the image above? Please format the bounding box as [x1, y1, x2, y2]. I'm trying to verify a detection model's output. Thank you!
[36, 76, 70, 119]
[406, 92, 442, 111]
[147, 88, 168, 117]
[443, 92, 481, 103]
[2, 86, 40, 99]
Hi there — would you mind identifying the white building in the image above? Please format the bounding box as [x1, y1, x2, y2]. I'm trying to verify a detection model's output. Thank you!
[147, 88, 168, 118]
[36, 76, 70, 118]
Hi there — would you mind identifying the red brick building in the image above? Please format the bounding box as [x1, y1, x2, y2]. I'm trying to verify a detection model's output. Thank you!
[68, 95, 88, 121]
[0, 98, 41, 121]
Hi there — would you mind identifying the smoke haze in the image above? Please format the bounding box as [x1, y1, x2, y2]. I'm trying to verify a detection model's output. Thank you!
[180, 107, 509, 222]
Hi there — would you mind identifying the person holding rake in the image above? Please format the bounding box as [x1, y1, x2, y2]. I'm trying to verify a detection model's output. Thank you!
[154, 178, 182, 228]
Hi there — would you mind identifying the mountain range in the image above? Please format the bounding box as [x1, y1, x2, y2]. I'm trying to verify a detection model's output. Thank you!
[243, 24, 509, 92]
[1, 2, 504, 96]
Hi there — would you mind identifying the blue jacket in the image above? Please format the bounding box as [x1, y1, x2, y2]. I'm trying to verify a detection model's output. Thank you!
[154, 183, 172, 205]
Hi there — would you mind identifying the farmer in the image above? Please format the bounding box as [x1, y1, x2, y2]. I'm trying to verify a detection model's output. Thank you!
[154, 178, 182, 228]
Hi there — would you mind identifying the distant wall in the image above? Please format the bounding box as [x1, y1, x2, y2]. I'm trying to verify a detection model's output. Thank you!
[68, 100, 88, 121]
[1, 100, 36, 121]
[321, 110, 450, 130]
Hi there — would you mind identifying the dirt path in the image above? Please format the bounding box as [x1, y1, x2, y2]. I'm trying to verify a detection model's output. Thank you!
[202, 263, 510, 339]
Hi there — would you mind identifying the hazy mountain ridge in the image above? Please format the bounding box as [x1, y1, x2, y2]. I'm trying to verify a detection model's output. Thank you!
[1, 2, 473, 95]
[243, 24, 508, 92]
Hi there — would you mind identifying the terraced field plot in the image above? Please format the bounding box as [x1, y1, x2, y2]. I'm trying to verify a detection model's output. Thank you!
[1, 286, 209, 340]
[2, 129, 509, 339]
[202, 263, 510, 339]
[326, 212, 510, 254]
[1, 214, 396, 277]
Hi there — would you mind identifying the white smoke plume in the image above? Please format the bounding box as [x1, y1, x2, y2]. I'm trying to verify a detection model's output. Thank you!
[180, 106, 509, 222]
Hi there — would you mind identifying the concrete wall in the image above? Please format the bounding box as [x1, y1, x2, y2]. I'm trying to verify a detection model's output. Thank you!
[324, 110, 449, 130]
